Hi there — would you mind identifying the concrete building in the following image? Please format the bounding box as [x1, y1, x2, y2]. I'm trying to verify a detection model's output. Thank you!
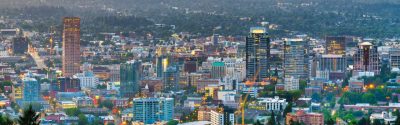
[284, 38, 309, 79]
[389, 48, 400, 70]
[211, 62, 226, 79]
[316, 54, 347, 80]
[74, 71, 99, 89]
[210, 110, 224, 125]
[353, 42, 380, 76]
[286, 110, 324, 125]
[258, 96, 288, 111]
[62, 17, 81, 77]
[284, 76, 299, 91]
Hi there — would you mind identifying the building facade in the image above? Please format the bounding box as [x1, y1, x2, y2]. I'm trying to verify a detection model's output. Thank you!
[246, 27, 270, 82]
[23, 73, 39, 102]
[325, 36, 346, 55]
[353, 42, 380, 76]
[120, 60, 142, 97]
[132, 97, 174, 124]
[258, 96, 288, 111]
[286, 110, 324, 125]
[284, 38, 309, 79]
[62, 17, 81, 77]
[163, 66, 179, 92]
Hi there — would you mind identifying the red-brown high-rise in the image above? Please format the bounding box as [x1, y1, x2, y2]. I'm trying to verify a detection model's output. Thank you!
[62, 17, 81, 77]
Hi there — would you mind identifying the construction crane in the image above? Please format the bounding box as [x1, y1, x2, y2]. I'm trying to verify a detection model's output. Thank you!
[235, 64, 268, 125]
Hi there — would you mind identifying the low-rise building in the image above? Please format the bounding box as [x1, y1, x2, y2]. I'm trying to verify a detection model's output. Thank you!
[258, 96, 288, 111]
[286, 110, 324, 125]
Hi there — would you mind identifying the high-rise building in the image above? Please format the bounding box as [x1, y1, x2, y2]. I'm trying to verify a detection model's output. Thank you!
[23, 72, 39, 102]
[132, 97, 174, 124]
[53, 77, 81, 92]
[163, 66, 179, 92]
[353, 42, 380, 76]
[316, 54, 347, 80]
[213, 34, 219, 45]
[120, 60, 142, 97]
[156, 56, 169, 78]
[246, 27, 270, 82]
[62, 17, 81, 77]
[326, 36, 346, 55]
[12, 37, 28, 55]
[283, 38, 309, 79]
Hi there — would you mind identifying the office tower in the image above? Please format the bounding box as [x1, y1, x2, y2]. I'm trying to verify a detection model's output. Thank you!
[211, 62, 226, 79]
[283, 38, 309, 79]
[353, 42, 380, 76]
[62, 17, 81, 77]
[132, 97, 174, 124]
[245, 27, 270, 82]
[326, 36, 346, 55]
[12, 37, 28, 55]
[156, 56, 169, 78]
[23, 72, 39, 102]
[316, 54, 347, 80]
[213, 34, 219, 45]
[163, 66, 179, 92]
[120, 60, 142, 97]
[54, 77, 81, 92]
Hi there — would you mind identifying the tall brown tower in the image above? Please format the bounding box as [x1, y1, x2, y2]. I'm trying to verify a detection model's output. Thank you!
[62, 17, 81, 77]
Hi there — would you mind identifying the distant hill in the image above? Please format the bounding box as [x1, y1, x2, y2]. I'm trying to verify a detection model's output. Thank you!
[0, 0, 399, 38]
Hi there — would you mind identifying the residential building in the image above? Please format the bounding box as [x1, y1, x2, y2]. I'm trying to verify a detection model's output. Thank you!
[286, 110, 324, 125]
[132, 97, 174, 124]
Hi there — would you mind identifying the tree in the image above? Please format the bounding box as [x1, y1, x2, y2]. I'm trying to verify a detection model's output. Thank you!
[311, 93, 321, 102]
[372, 119, 383, 125]
[18, 104, 40, 125]
[78, 114, 88, 125]
[166, 120, 179, 125]
[283, 102, 292, 117]
[65, 108, 81, 116]
[267, 111, 276, 125]
[0, 81, 13, 92]
[0, 114, 14, 125]
[395, 112, 400, 125]
[358, 117, 367, 125]
[254, 120, 262, 125]
[99, 100, 114, 109]
[326, 118, 335, 125]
